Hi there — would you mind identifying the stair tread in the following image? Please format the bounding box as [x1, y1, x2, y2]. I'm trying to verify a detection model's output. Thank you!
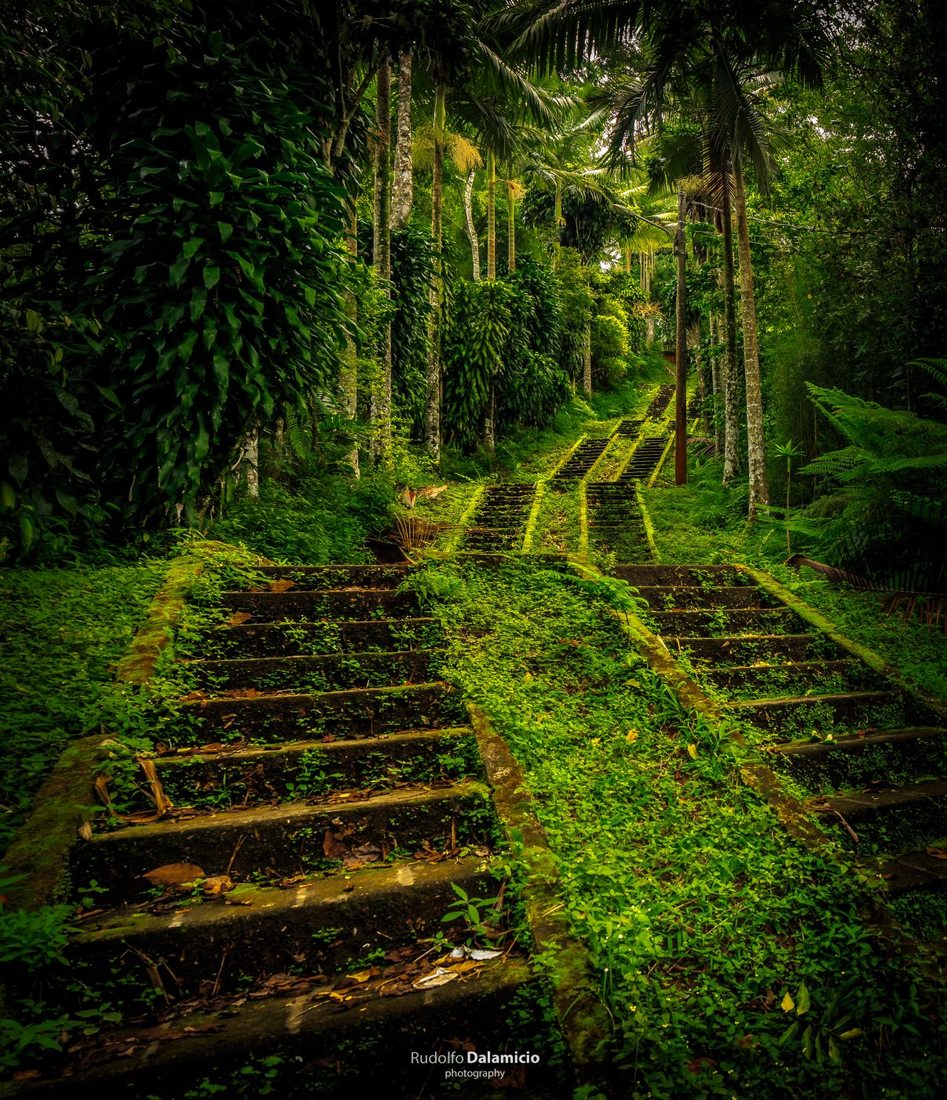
[811, 777, 947, 815]
[88, 780, 488, 845]
[772, 726, 946, 756]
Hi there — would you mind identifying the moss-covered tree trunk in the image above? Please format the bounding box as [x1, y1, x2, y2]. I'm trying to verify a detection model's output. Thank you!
[465, 168, 480, 280]
[719, 163, 741, 487]
[340, 205, 360, 477]
[582, 319, 592, 397]
[371, 60, 393, 467]
[391, 50, 413, 230]
[733, 153, 769, 519]
[486, 148, 496, 279]
[425, 85, 447, 464]
[507, 178, 516, 271]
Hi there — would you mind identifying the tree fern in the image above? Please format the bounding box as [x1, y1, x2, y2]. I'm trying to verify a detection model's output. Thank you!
[798, 382, 947, 590]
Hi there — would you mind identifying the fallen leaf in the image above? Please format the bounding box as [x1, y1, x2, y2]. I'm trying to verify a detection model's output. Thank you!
[781, 992, 795, 1013]
[925, 847, 947, 860]
[78, 820, 93, 841]
[268, 579, 295, 592]
[179, 690, 209, 703]
[142, 863, 206, 887]
[227, 612, 252, 626]
[687, 743, 698, 759]
[417, 484, 448, 500]
[412, 967, 459, 990]
[201, 875, 234, 896]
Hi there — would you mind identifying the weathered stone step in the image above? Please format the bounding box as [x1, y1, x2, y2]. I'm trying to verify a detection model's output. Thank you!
[203, 617, 442, 659]
[703, 659, 886, 694]
[254, 564, 412, 590]
[6, 957, 541, 1098]
[634, 585, 777, 611]
[726, 689, 905, 730]
[220, 588, 418, 621]
[667, 634, 842, 663]
[645, 607, 802, 636]
[180, 682, 464, 741]
[870, 848, 947, 893]
[74, 781, 492, 901]
[811, 778, 947, 819]
[189, 649, 442, 692]
[155, 729, 478, 808]
[72, 855, 497, 997]
[769, 727, 947, 792]
[612, 564, 745, 588]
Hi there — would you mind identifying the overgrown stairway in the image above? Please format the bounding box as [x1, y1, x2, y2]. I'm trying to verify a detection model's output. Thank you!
[463, 484, 536, 552]
[23, 564, 557, 1096]
[615, 564, 947, 898]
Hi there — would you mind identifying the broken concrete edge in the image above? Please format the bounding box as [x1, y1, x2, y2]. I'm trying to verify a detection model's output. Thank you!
[1, 540, 271, 910]
[520, 480, 546, 553]
[740, 564, 947, 724]
[466, 703, 615, 1093]
[116, 539, 275, 685]
[634, 482, 660, 563]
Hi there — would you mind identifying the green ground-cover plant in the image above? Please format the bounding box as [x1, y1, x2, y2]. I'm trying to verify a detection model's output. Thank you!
[413, 557, 947, 1098]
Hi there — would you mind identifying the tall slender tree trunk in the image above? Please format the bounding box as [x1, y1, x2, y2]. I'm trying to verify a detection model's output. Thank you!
[582, 320, 592, 396]
[507, 179, 516, 271]
[340, 205, 360, 477]
[733, 154, 769, 519]
[483, 384, 496, 454]
[425, 86, 447, 464]
[710, 312, 723, 457]
[371, 60, 393, 466]
[552, 178, 563, 272]
[242, 428, 260, 498]
[464, 168, 480, 280]
[391, 51, 413, 229]
[486, 149, 496, 279]
[719, 162, 741, 486]
[674, 187, 688, 486]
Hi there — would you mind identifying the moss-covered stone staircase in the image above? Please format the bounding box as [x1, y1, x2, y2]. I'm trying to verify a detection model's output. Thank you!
[12, 563, 563, 1097]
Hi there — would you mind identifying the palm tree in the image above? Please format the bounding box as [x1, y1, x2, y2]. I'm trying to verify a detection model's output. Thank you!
[511, 0, 834, 517]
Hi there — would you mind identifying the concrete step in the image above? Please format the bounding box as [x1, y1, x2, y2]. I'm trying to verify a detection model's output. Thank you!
[6, 956, 545, 1098]
[769, 727, 947, 791]
[727, 689, 907, 732]
[200, 617, 442, 659]
[220, 588, 419, 622]
[73, 781, 493, 901]
[612, 564, 745, 588]
[155, 729, 478, 808]
[703, 659, 886, 695]
[189, 649, 442, 693]
[72, 855, 498, 997]
[645, 607, 803, 637]
[254, 564, 412, 590]
[666, 634, 843, 663]
[634, 585, 778, 611]
[870, 848, 947, 894]
[180, 682, 465, 742]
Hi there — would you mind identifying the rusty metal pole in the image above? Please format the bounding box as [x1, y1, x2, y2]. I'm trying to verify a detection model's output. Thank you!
[674, 187, 688, 486]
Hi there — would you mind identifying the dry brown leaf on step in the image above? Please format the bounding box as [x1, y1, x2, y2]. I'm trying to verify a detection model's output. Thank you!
[323, 827, 352, 860]
[201, 875, 234, 895]
[227, 611, 252, 626]
[139, 758, 174, 816]
[412, 967, 459, 990]
[925, 847, 947, 860]
[268, 579, 296, 592]
[179, 690, 208, 703]
[78, 820, 94, 841]
[400, 488, 418, 508]
[142, 863, 206, 886]
[94, 774, 112, 806]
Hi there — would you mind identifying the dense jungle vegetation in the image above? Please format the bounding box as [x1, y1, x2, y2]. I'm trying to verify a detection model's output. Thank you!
[2, 1, 947, 1096]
